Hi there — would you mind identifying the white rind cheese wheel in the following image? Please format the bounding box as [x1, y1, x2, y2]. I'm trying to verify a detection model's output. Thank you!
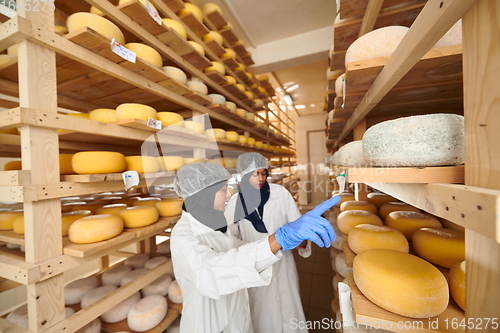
[116, 103, 157, 121]
[64, 276, 100, 305]
[183, 121, 204, 134]
[433, 19, 462, 48]
[144, 256, 168, 270]
[125, 253, 150, 269]
[81, 285, 117, 308]
[186, 81, 208, 95]
[168, 280, 183, 303]
[162, 66, 188, 84]
[334, 140, 368, 167]
[89, 108, 117, 123]
[335, 73, 345, 97]
[121, 268, 149, 287]
[207, 93, 226, 105]
[127, 295, 168, 332]
[125, 43, 163, 67]
[6, 304, 28, 329]
[157, 240, 171, 254]
[125, 156, 160, 174]
[363, 114, 465, 167]
[72, 151, 126, 174]
[68, 214, 124, 244]
[142, 273, 174, 297]
[157, 112, 184, 127]
[225, 101, 236, 112]
[67, 13, 125, 44]
[162, 18, 187, 39]
[348, 224, 409, 254]
[385, 211, 442, 240]
[101, 291, 141, 323]
[412, 227, 465, 268]
[345, 26, 409, 65]
[101, 264, 134, 286]
[119, 206, 159, 228]
[353, 249, 449, 318]
[75, 318, 101, 333]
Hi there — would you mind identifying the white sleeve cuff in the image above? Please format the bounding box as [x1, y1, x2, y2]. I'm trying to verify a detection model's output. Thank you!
[255, 236, 282, 272]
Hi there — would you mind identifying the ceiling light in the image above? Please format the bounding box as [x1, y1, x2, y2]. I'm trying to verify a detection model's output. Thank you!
[295, 105, 306, 109]
[285, 84, 299, 92]
[283, 94, 293, 106]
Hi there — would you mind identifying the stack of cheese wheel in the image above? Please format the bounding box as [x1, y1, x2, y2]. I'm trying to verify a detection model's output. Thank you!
[385, 211, 442, 240]
[157, 156, 185, 171]
[125, 156, 161, 174]
[412, 227, 465, 268]
[125, 253, 150, 269]
[64, 276, 100, 305]
[157, 112, 184, 127]
[101, 264, 133, 286]
[156, 197, 183, 217]
[119, 206, 159, 228]
[134, 197, 161, 207]
[68, 214, 124, 244]
[72, 151, 127, 175]
[116, 103, 157, 121]
[340, 200, 377, 215]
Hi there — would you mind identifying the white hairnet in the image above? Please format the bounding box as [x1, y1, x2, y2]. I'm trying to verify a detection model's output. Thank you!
[236, 153, 269, 175]
[174, 163, 230, 198]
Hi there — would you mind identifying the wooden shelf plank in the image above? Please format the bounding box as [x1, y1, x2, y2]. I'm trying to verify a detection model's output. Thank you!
[124, 216, 178, 237]
[101, 308, 179, 333]
[63, 232, 136, 258]
[219, 26, 239, 45]
[179, 12, 209, 38]
[345, 166, 464, 184]
[204, 39, 225, 56]
[205, 9, 228, 30]
[118, 0, 166, 36]
[61, 171, 176, 183]
[0, 231, 25, 246]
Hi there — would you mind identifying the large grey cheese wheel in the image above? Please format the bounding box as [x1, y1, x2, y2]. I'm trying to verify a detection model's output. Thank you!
[334, 140, 368, 167]
[363, 114, 464, 166]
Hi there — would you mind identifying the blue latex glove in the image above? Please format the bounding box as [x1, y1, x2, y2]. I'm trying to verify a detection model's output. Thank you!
[275, 196, 340, 251]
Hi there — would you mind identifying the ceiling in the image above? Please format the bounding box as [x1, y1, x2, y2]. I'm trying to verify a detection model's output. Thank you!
[192, 0, 338, 117]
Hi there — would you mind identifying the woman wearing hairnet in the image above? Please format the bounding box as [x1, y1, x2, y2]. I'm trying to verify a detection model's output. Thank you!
[224, 152, 308, 333]
[170, 162, 339, 332]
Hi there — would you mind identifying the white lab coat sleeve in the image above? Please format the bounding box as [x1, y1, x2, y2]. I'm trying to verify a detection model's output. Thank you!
[255, 236, 282, 272]
[281, 185, 312, 258]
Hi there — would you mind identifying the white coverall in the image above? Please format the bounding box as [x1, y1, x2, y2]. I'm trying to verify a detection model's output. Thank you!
[170, 211, 282, 333]
[224, 183, 308, 333]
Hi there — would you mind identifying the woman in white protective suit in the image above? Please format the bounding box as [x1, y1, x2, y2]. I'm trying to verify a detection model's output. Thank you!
[170, 162, 339, 333]
[224, 153, 308, 333]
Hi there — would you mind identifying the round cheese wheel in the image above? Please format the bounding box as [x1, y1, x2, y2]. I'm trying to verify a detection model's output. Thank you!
[81, 285, 117, 308]
[96, 204, 128, 216]
[161, 66, 187, 84]
[125, 253, 151, 269]
[127, 294, 168, 332]
[186, 81, 208, 95]
[89, 108, 117, 123]
[12, 215, 24, 234]
[144, 256, 168, 270]
[385, 211, 442, 240]
[119, 206, 159, 228]
[340, 200, 378, 214]
[157, 156, 185, 171]
[102, 264, 134, 286]
[335, 253, 349, 278]
[75, 317, 101, 333]
[225, 131, 239, 141]
[224, 75, 237, 85]
[203, 31, 224, 46]
[254, 141, 263, 148]
[157, 240, 170, 254]
[6, 304, 28, 329]
[348, 224, 409, 254]
[64, 276, 100, 305]
[203, 3, 222, 15]
[353, 249, 449, 318]
[246, 137, 256, 146]
[412, 227, 465, 268]
[225, 101, 237, 112]
[156, 198, 183, 217]
[238, 135, 248, 144]
[168, 280, 183, 303]
[235, 109, 246, 118]
[62, 210, 92, 236]
[335, 193, 355, 207]
[72, 151, 126, 174]
[134, 197, 161, 207]
[67, 13, 125, 44]
[178, 3, 203, 20]
[335, 74, 345, 97]
[449, 260, 465, 311]
[3, 160, 22, 171]
[101, 291, 141, 323]
[0, 211, 23, 230]
[245, 112, 255, 122]
[142, 273, 174, 297]
[183, 120, 204, 134]
[157, 112, 184, 127]
[205, 128, 226, 139]
[367, 192, 397, 208]
[244, 91, 254, 100]
[59, 154, 75, 175]
[253, 99, 264, 108]
[162, 18, 187, 39]
[235, 83, 246, 92]
[68, 214, 124, 244]
[120, 268, 149, 286]
[378, 202, 420, 220]
[0, 54, 11, 66]
[207, 93, 226, 105]
[188, 41, 205, 56]
[337, 210, 383, 235]
[221, 48, 236, 60]
[89, 6, 104, 16]
[65, 307, 75, 317]
[116, 103, 157, 121]
[331, 233, 344, 251]
[125, 156, 160, 174]
[125, 43, 162, 67]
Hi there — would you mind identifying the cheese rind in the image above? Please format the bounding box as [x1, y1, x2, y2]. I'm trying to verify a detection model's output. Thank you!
[127, 295, 168, 332]
[101, 264, 133, 286]
[340, 200, 377, 215]
[353, 249, 449, 318]
[116, 103, 157, 121]
[348, 224, 409, 254]
[378, 202, 420, 220]
[337, 210, 383, 234]
[119, 206, 159, 228]
[125, 156, 160, 174]
[412, 227, 465, 268]
[81, 285, 117, 308]
[64, 276, 100, 305]
[67, 13, 125, 44]
[125, 43, 163, 67]
[72, 151, 127, 174]
[385, 211, 442, 240]
[125, 253, 151, 269]
[449, 260, 466, 311]
[68, 214, 124, 244]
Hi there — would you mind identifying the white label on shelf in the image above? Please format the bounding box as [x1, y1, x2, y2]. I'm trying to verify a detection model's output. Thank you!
[338, 282, 356, 328]
[147, 118, 162, 130]
[145, 1, 163, 25]
[336, 170, 346, 194]
[110, 38, 136, 63]
[122, 171, 140, 190]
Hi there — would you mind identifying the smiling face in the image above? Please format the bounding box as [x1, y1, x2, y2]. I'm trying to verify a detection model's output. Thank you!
[213, 184, 229, 211]
[248, 168, 268, 190]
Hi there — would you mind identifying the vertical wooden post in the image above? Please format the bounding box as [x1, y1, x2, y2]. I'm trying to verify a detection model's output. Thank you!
[353, 119, 367, 201]
[462, 0, 500, 330]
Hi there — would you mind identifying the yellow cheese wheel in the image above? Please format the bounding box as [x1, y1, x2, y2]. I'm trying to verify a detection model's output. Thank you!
[119, 206, 159, 228]
[95, 204, 128, 216]
[116, 103, 157, 121]
[204, 61, 226, 75]
[125, 43, 163, 67]
[253, 99, 264, 108]
[67, 113, 90, 119]
[157, 156, 185, 171]
[0, 127, 19, 135]
[59, 154, 75, 175]
[367, 192, 397, 208]
[203, 31, 224, 46]
[157, 112, 184, 127]
[235, 83, 246, 92]
[353, 249, 449, 318]
[71, 202, 106, 214]
[225, 131, 239, 141]
[385, 211, 442, 240]
[72, 151, 126, 174]
[235, 108, 246, 117]
[162, 18, 187, 39]
[188, 41, 205, 56]
[337, 210, 383, 234]
[412, 227, 465, 268]
[258, 86, 266, 94]
[186, 81, 208, 95]
[203, 3, 222, 15]
[134, 197, 161, 207]
[161, 66, 187, 84]
[125, 156, 160, 174]
[177, 3, 203, 21]
[340, 200, 377, 214]
[12, 215, 24, 234]
[347, 224, 409, 254]
[68, 214, 124, 244]
[238, 135, 248, 144]
[246, 137, 256, 146]
[220, 48, 236, 60]
[0, 211, 23, 230]
[183, 120, 204, 134]
[4, 160, 22, 171]
[205, 128, 226, 139]
[244, 91, 254, 100]
[89, 6, 104, 16]
[89, 108, 117, 123]
[254, 141, 263, 148]
[224, 75, 237, 85]
[156, 198, 183, 217]
[449, 260, 466, 311]
[225, 101, 237, 112]
[67, 12, 125, 44]
[224, 158, 236, 169]
[184, 158, 202, 164]
[62, 210, 92, 236]
[378, 202, 420, 220]
[54, 25, 68, 36]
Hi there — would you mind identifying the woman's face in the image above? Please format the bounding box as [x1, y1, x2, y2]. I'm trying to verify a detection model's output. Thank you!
[248, 169, 268, 190]
[213, 185, 229, 211]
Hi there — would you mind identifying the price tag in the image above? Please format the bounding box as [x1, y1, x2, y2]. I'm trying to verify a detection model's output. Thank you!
[122, 171, 140, 190]
[147, 118, 162, 130]
[145, 1, 163, 25]
[110, 38, 136, 63]
[336, 170, 346, 194]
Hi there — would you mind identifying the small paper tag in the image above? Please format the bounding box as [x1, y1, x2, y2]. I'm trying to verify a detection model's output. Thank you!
[145, 1, 163, 25]
[122, 171, 140, 190]
[339, 282, 356, 328]
[110, 38, 136, 63]
[147, 118, 162, 129]
[336, 170, 346, 194]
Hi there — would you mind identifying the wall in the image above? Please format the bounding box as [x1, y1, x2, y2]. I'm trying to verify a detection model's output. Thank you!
[295, 113, 330, 206]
